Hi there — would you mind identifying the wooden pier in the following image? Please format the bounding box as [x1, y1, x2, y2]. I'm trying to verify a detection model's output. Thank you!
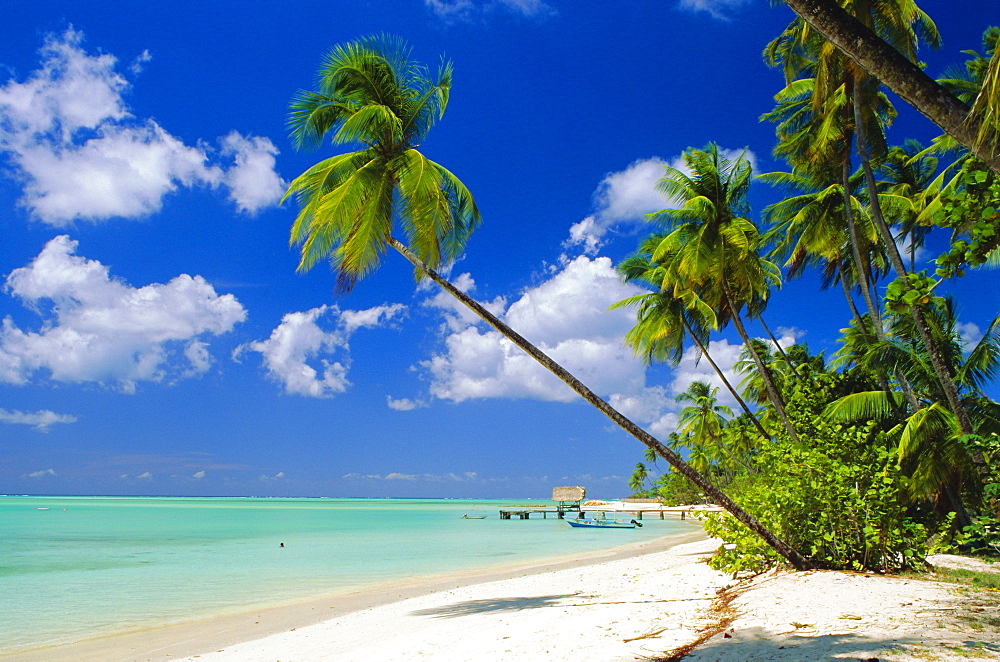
[498, 507, 580, 520]
[496, 488, 724, 522]
[498, 506, 708, 520]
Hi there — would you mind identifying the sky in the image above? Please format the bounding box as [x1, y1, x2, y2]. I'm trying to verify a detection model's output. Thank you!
[1, 0, 998, 499]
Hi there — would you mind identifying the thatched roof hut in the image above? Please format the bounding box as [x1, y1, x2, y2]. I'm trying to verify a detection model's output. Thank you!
[552, 486, 585, 503]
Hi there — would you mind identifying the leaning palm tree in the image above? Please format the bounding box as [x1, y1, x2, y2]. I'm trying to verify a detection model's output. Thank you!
[284, 36, 813, 569]
[777, 0, 1000, 172]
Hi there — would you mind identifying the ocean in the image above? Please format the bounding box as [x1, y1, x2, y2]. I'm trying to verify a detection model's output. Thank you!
[0, 495, 694, 653]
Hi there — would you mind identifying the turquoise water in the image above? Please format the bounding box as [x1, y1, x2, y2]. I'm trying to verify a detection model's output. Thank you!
[0, 496, 692, 652]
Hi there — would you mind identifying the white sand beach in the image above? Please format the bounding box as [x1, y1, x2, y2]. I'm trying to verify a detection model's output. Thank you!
[11, 535, 998, 661]
[172, 542, 998, 662]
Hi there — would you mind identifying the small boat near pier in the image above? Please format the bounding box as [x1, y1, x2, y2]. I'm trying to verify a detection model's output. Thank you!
[566, 518, 641, 529]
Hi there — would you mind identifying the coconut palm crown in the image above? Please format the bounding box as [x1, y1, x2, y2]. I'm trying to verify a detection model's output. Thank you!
[284, 35, 480, 291]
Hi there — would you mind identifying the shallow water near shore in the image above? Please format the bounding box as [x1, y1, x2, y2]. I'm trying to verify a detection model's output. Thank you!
[0, 495, 693, 653]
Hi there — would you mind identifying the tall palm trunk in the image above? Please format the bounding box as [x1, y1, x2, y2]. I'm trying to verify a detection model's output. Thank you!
[839, 130, 883, 335]
[720, 284, 802, 445]
[758, 316, 794, 369]
[681, 317, 771, 440]
[388, 236, 815, 570]
[837, 260, 866, 328]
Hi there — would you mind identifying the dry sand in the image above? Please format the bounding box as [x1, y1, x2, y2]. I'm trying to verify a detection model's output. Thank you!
[683, 553, 1000, 661]
[9, 534, 999, 661]
[172, 544, 999, 662]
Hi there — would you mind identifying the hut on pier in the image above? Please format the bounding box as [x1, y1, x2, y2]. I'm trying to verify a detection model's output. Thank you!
[552, 486, 585, 515]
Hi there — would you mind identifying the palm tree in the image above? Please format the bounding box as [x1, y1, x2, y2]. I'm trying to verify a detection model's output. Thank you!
[284, 36, 813, 569]
[648, 145, 801, 444]
[875, 139, 938, 272]
[675, 381, 733, 473]
[613, 234, 770, 439]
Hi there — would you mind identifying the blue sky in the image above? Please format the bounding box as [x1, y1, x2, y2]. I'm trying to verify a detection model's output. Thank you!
[1, 0, 997, 499]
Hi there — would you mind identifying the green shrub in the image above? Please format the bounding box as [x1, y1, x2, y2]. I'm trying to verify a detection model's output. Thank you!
[704, 374, 927, 573]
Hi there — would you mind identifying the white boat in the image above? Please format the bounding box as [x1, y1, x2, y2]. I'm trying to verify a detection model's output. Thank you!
[566, 518, 640, 529]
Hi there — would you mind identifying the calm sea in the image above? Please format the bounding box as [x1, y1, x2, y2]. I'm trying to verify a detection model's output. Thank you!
[0, 495, 692, 653]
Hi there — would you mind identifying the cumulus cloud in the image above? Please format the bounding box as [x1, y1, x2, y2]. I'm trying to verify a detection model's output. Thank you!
[136, 471, 152, 479]
[192, 470, 205, 479]
[237, 303, 404, 397]
[423, 256, 653, 403]
[0, 408, 77, 431]
[957, 321, 983, 350]
[677, 0, 751, 20]
[26, 468, 56, 478]
[219, 132, 286, 214]
[417, 252, 787, 439]
[0, 236, 246, 390]
[0, 29, 283, 226]
[425, 0, 554, 22]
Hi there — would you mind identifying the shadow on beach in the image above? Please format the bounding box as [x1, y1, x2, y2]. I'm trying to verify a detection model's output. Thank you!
[409, 593, 589, 619]
[676, 627, 1000, 661]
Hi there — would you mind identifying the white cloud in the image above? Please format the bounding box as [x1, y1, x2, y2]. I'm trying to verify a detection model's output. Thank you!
[567, 158, 669, 254]
[238, 303, 404, 398]
[957, 321, 983, 350]
[386, 396, 426, 411]
[416, 251, 786, 440]
[259, 471, 285, 480]
[669, 338, 746, 407]
[26, 468, 56, 478]
[220, 132, 285, 213]
[678, 0, 751, 20]
[192, 470, 205, 479]
[136, 471, 152, 479]
[384, 472, 418, 480]
[342, 471, 481, 482]
[0, 408, 77, 431]
[422, 272, 507, 333]
[0, 29, 283, 226]
[422, 256, 658, 409]
[0, 236, 246, 390]
[425, 0, 553, 21]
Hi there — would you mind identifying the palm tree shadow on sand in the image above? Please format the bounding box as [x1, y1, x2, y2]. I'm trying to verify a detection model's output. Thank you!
[409, 593, 592, 619]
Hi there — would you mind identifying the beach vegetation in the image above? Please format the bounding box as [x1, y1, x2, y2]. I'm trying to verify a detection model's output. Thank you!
[623, 8, 1000, 573]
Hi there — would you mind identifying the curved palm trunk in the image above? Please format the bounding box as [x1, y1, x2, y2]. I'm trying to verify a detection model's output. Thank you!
[388, 236, 814, 570]
[720, 285, 802, 445]
[780, 0, 1000, 173]
[681, 317, 771, 440]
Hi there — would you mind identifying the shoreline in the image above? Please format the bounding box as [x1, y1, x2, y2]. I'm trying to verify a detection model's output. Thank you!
[2, 526, 708, 662]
